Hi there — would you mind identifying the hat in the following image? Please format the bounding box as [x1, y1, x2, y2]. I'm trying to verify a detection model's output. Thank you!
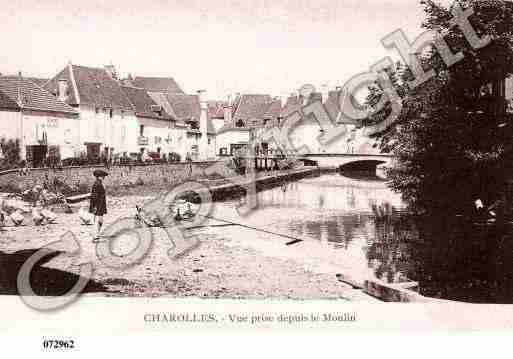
[93, 169, 109, 178]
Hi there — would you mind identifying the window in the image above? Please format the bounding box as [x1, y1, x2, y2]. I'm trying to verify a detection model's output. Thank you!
[208, 138, 211, 145]
[235, 119, 245, 128]
[219, 147, 228, 156]
[109, 108, 114, 118]
[139, 125, 144, 136]
[95, 107, 100, 114]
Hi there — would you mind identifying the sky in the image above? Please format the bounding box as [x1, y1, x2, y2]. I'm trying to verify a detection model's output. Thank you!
[0, 0, 437, 100]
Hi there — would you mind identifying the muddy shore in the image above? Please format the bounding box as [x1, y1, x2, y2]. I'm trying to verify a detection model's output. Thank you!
[0, 193, 376, 301]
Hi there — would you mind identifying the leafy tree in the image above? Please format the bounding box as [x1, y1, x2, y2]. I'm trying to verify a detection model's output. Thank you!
[371, 0, 513, 212]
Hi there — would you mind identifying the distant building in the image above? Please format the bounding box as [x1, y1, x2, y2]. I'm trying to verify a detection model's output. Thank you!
[216, 94, 279, 157]
[0, 75, 78, 165]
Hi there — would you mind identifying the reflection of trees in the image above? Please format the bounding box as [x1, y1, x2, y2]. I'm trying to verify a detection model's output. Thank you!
[366, 212, 417, 284]
[287, 215, 369, 249]
[367, 210, 513, 303]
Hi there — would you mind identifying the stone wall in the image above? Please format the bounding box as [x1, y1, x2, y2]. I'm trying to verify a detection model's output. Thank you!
[0, 162, 222, 193]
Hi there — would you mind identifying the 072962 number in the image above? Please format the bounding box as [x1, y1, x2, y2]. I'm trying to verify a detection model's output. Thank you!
[42, 340, 75, 349]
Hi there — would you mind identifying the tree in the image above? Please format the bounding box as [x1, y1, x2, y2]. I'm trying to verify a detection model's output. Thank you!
[373, 0, 513, 212]
[0, 138, 21, 170]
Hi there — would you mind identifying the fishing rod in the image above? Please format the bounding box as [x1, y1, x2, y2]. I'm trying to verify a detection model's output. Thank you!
[196, 214, 304, 246]
[134, 206, 305, 245]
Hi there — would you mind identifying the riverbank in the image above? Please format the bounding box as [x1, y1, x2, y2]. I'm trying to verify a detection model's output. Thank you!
[0, 193, 378, 300]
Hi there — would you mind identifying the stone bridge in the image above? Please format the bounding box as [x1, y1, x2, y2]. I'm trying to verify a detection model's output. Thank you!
[300, 153, 394, 170]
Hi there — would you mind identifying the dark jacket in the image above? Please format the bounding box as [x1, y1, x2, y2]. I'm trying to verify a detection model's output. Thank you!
[89, 179, 107, 215]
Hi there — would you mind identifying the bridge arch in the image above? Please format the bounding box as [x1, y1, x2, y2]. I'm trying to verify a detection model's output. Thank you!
[339, 159, 387, 172]
[301, 153, 394, 170]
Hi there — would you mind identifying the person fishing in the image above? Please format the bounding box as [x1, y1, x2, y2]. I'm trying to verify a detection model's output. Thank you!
[89, 169, 108, 241]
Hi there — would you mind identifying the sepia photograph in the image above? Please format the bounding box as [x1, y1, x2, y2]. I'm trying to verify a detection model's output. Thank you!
[2, 0, 513, 350]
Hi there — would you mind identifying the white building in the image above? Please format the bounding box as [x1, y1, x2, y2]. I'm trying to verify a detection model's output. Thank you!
[0, 75, 79, 165]
[45, 63, 139, 160]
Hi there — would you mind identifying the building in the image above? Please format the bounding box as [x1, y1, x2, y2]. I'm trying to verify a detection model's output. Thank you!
[285, 89, 381, 155]
[148, 92, 214, 160]
[120, 86, 176, 158]
[45, 64, 138, 160]
[0, 75, 79, 165]
[215, 94, 277, 157]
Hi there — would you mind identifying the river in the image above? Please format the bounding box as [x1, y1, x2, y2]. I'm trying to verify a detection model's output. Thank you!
[220, 171, 513, 303]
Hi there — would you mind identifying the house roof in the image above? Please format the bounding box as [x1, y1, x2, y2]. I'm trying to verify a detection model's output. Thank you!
[0, 88, 20, 110]
[232, 94, 273, 122]
[280, 95, 303, 118]
[0, 76, 77, 114]
[165, 94, 201, 121]
[147, 91, 178, 119]
[121, 86, 172, 120]
[207, 101, 227, 119]
[45, 64, 134, 110]
[132, 76, 184, 94]
[263, 99, 282, 120]
[25, 77, 50, 88]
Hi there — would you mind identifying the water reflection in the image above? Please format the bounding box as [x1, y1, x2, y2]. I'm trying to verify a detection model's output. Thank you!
[231, 172, 513, 303]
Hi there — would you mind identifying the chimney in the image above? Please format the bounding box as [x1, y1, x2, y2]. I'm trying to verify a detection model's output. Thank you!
[321, 84, 329, 104]
[197, 90, 209, 160]
[279, 95, 287, 108]
[223, 104, 233, 124]
[104, 64, 117, 79]
[58, 79, 68, 102]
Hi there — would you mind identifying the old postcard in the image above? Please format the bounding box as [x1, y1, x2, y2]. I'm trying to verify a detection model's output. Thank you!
[1, 0, 513, 354]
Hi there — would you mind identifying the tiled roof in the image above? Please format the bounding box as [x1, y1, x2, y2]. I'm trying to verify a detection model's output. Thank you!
[165, 94, 201, 121]
[0, 76, 77, 114]
[25, 77, 50, 88]
[0, 88, 20, 110]
[132, 77, 184, 94]
[207, 101, 226, 119]
[121, 86, 172, 120]
[280, 95, 302, 118]
[263, 99, 282, 120]
[45, 64, 134, 110]
[232, 94, 273, 122]
[147, 91, 178, 119]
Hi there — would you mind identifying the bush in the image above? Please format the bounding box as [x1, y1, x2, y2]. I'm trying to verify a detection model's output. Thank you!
[0, 138, 21, 170]
[168, 152, 181, 163]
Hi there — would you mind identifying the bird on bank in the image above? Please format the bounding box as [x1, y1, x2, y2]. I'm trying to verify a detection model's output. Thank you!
[40, 209, 57, 224]
[79, 207, 93, 225]
[10, 210, 24, 226]
[174, 208, 183, 222]
[32, 208, 44, 226]
[183, 203, 195, 219]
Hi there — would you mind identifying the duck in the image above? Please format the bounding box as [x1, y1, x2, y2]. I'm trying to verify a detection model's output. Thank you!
[79, 208, 93, 225]
[41, 208, 57, 224]
[32, 208, 44, 226]
[183, 203, 195, 219]
[174, 208, 183, 222]
[10, 210, 24, 226]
